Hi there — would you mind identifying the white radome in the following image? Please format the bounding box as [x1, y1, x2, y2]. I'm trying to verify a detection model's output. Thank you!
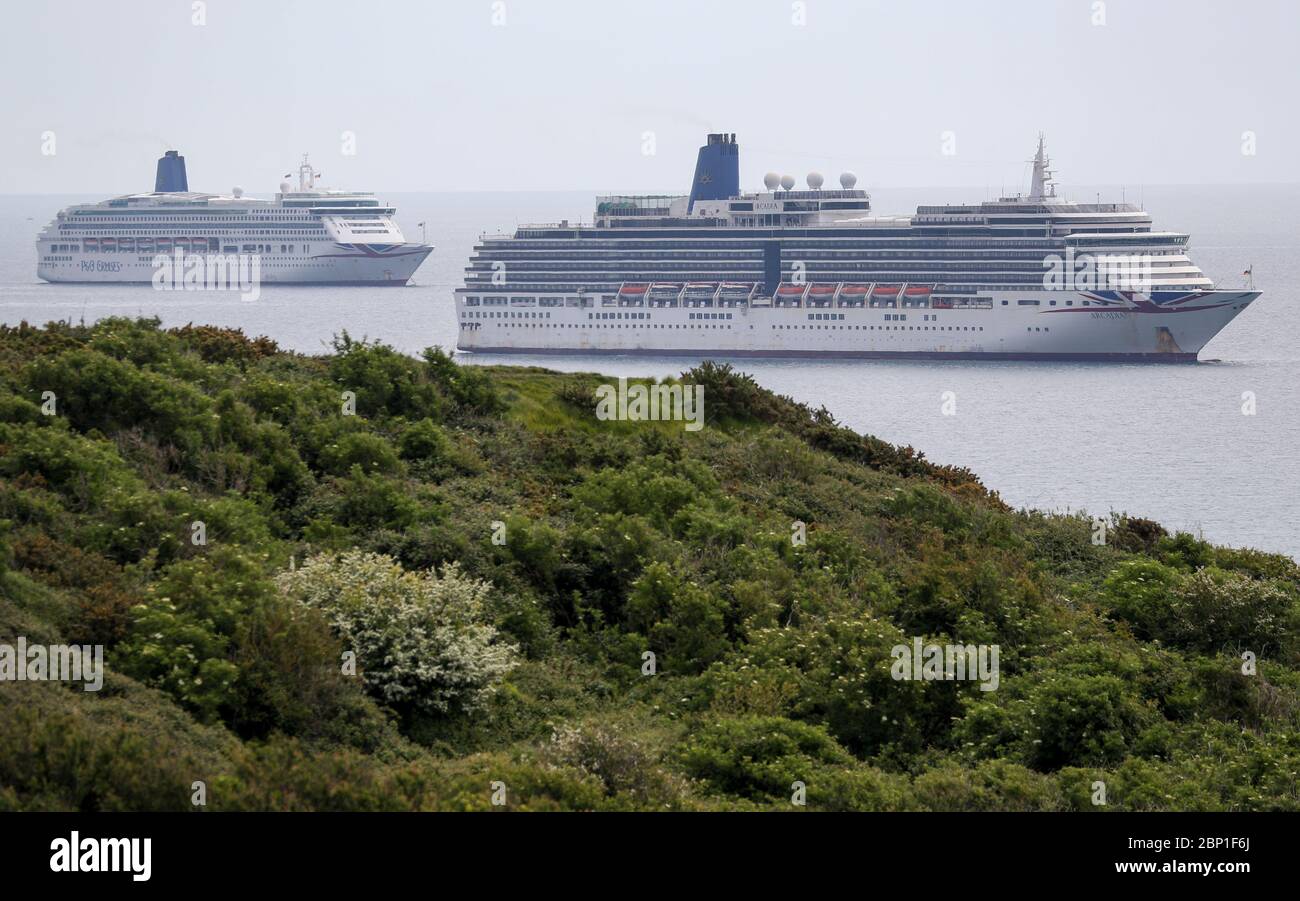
[840, 172, 857, 189]
[763, 172, 780, 190]
[232, 186, 244, 198]
[807, 172, 824, 189]
[780, 174, 795, 191]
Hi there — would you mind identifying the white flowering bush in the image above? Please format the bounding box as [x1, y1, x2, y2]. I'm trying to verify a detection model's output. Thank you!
[276, 551, 518, 715]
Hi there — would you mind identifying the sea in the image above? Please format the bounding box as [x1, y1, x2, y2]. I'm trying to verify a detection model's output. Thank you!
[2, 185, 1296, 559]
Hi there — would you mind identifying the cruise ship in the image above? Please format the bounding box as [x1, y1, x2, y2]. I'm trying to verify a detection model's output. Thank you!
[456, 133, 1258, 361]
[37, 151, 431, 285]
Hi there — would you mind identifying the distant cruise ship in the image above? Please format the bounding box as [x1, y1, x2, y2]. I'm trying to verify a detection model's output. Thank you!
[38, 151, 431, 285]
[456, 133, 1258, 361]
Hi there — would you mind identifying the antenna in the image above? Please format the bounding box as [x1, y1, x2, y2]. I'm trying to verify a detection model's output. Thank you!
[1028, 133, 1057, 201]
[298, 154, 319, 192]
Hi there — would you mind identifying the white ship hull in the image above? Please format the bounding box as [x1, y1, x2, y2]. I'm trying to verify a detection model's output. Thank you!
[38, 244, 430, 286]
[456, 289, 1259, 361]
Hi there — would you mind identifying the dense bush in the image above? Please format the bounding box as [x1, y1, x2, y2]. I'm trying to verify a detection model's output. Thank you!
[276, 550, 519, 715]
[0, 318, 1297, 812]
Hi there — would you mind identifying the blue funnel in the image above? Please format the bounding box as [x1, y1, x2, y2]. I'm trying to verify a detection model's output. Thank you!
[687, 133, 739, 213]
[154, 150, 188, 192]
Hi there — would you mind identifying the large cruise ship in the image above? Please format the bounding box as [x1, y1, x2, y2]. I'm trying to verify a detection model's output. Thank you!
[456, 133, 1258, 361]
[38, 151, 431, 285]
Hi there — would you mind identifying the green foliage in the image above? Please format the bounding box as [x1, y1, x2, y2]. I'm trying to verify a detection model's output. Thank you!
[1, 317, 1297, 812]
[329, 332, 442, 420]
[677, 715, 853, 801]
[398, 417, 449, 464]
[1102, 559, 1298, 656]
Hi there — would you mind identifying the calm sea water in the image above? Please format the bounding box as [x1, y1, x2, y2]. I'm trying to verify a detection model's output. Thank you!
[2, 186, 1296, 559]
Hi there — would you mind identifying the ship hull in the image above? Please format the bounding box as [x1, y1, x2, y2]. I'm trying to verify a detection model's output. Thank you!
[456, 289, 1258, 362]
[37, 245, 431, 286]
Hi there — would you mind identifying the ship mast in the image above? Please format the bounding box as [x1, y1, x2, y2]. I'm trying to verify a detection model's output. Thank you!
[1028, 134, 1057, 201]
[298, 154, 319, 192]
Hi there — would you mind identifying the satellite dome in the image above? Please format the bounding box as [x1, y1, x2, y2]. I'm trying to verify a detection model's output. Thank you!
[279, 181, 291, 194]
[807, 172, 824, 189]
[840, 171, 858, 189]
[232, 186, 244, 198]
[780, 174, 795, 191]
[763, 172, 780, 190]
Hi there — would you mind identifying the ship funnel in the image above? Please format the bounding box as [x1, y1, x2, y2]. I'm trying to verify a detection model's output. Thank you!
[687, 133, 739, 213]
[154, 150, 188, 193]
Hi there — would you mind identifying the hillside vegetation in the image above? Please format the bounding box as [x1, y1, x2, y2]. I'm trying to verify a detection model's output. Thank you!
[1, 317, 1298, 811]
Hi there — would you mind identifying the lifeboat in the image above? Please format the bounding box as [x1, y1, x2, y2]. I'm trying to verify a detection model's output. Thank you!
[100, 237, 116, 252]
[839, 284, 869, 306]
[904, 285, 933, 296]
[157, 238, 172, 252]
[83, 238, 99, 252]
[648, 283, 682, 306]
[118, 237, 135, 253]
[718, 281, 755, 301]
[806, 284, 836, 307]
[683, 282, 717, 306]
[872, 284, 902, 297]
[775, 283, 807, 306]
[619, 283, 649, 296]
[137, 238, 155, 253]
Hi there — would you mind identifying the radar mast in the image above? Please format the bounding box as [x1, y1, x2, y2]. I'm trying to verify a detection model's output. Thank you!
[1028, 134, 1057, 201]
[298, 154, 320, 192]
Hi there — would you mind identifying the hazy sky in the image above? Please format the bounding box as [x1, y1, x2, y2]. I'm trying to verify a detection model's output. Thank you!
[2, 0, 1296, 195]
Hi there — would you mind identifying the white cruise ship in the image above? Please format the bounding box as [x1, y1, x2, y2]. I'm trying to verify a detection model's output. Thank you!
[455, 133, 1258, 361]
[37, 151, 431, 285]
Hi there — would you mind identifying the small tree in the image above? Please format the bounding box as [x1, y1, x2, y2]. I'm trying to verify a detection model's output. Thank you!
[277, 551, 517, 715]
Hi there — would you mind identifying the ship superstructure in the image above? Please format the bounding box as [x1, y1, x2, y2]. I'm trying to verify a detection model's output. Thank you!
[455, 133, 1257, 361]
[37, 151, 430, 285]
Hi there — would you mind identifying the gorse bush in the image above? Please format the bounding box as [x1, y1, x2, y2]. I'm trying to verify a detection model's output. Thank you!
[276, 550, 519, 715]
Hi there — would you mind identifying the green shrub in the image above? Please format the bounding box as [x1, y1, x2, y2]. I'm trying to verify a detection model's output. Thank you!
[677, 715, 852, 801]
[399, 418, 449, 464]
